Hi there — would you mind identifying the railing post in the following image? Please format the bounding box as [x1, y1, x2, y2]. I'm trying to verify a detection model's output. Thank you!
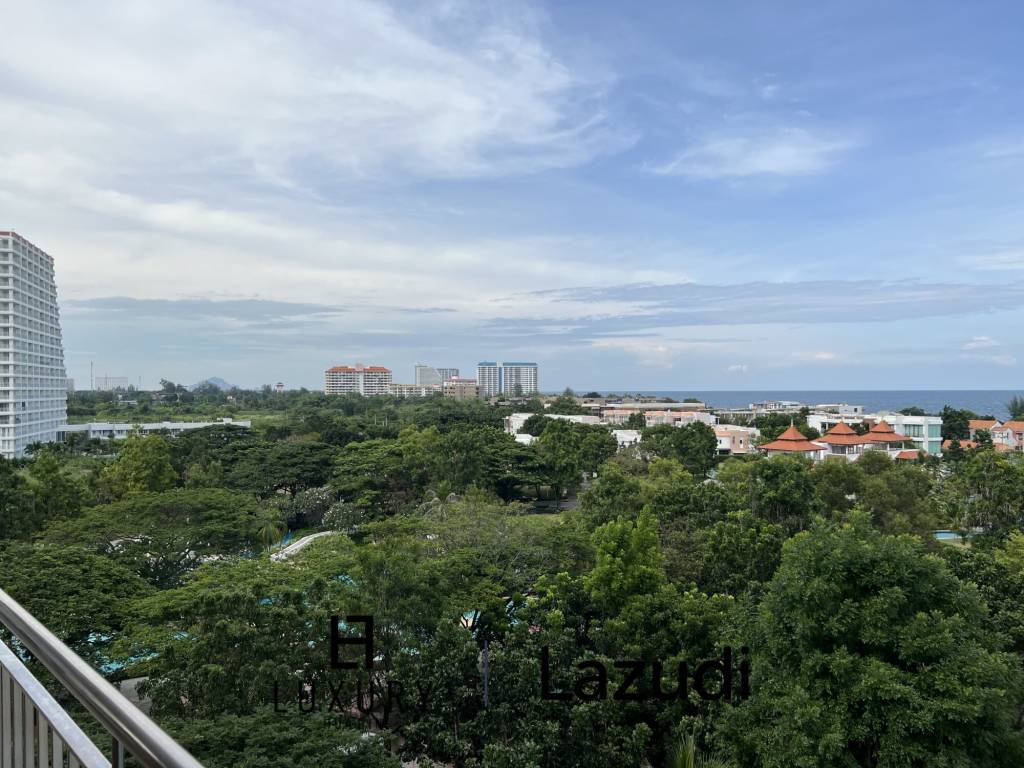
[112, 737, 125, 767]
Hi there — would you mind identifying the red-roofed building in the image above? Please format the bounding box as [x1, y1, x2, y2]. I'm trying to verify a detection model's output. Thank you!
[943, 438, 977, 451]
[894, 449, 924, 461]
[758, 425, 828, 460]
[817, 421, 869, 459]
[968, 419, 1000, 437]
[1001, 421, 1024, 450]
[325, 364, 392, 395]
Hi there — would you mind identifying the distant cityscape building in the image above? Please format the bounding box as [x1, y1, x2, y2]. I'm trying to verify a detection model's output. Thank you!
[442, 377, 478, 399]
[806, 411, 943, 455]
[476, 361, 538, 397]
[66, 378, 75, 393]
[275, 382, 284, 393]
[0, 232, 68, 458]
[94, 376, 131, 391]
[390, 383, 441, 398]
[325, 364, 392, 395]
[60, 417, 250, 441]
[414, 364, 459, 386]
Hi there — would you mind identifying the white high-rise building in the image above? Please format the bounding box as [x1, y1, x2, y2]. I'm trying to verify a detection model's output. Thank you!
[0, 232, 68, 459]
[476, 361, 539, 397]
[414, 364, 459, 386]
[325, 364, 392, 395]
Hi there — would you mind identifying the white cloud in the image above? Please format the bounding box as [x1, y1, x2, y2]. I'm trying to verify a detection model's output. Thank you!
[962, 249, 1024, 271]
[652, 127, 856, 179]
[799, 351, 838, 361]
[726, 363, 749, 374]
[590, 337, 714, 367]
[962, 336, 998, 350]
[989, 355, 1018, 367]
[0, 0, 629, 187]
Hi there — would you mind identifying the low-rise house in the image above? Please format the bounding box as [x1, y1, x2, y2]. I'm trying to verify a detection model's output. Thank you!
[504, 412, 602, 434]
[390, 383, 442, 397]
[758, 425, 828, 460]
[817, 421, 867, 460]
[714, 425, 758, 455]
[968, 419, 1000, 438]
[60, 417, 251, 441]
[612, 429, 642, 448]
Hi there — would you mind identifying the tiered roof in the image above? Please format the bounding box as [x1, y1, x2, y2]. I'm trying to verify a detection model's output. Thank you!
[864, 420, 909, 444]
[818, 421, 866, 446]
[759, 425, 824, 453]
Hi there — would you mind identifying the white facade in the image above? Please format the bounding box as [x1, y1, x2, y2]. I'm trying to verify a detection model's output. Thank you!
[476, 361, 539, 397]
[0, 232, 67, 459]
[806, 410, 944, 455]
[60, 417, 251, 441]
[324, 364, 392, 395]
[414, 364, 460, 386]
[390, 383, 441, 397]
[504, 412, 602, 434]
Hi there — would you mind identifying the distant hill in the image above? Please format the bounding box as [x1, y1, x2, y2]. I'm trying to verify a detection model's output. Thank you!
[189, 376, 237, 391]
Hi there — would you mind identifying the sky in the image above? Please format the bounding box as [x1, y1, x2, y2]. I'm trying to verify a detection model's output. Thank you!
[3, 0, 1024, 391]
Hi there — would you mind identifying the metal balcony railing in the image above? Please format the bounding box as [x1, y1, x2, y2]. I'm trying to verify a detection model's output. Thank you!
[0, 588, 205, 768]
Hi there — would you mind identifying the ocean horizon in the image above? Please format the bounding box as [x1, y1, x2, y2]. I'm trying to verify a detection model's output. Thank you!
[571, 390, 1023, 421]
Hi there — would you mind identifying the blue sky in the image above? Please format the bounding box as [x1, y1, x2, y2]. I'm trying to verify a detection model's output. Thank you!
[3, 1, 1024, 390]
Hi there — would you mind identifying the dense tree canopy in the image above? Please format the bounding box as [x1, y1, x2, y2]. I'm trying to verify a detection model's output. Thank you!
[4, 392, 1024, 767]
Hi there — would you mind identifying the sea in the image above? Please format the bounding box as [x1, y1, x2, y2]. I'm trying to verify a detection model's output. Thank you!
[582, 391, 1022, 421]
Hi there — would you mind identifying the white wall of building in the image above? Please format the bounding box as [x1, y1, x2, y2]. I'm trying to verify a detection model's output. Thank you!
[0, 232, 67, 458]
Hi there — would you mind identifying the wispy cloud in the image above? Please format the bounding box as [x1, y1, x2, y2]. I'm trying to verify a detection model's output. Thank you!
[0, 0, 631, 189]
[508, 280, 1024, 335]
[962, 335, 998, 350]
[961, 249, 1024, 271]
[651, 127, 856, 179]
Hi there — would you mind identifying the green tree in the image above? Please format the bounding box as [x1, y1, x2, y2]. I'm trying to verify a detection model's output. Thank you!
[641, 423, 717, 477]
[944, 450, 1024, 534]
[722, 514, 1024, 767]
[42, 489, 277, 586]
[940, 405, 977, 441]
[625, 411, 647, 430]
[751, 455, 818, 533]
[26, 448, 87, 525]
[859, 464, 940, 534]
[585, 509, 665, 614]
[694, 510, 786, 595]
[811, 458, 863, 515]
[100, 434, 178, 500]
[578, 463, 645, 529]
[536, 419, 583, 498]
[228, 441, 335, 499]
[0, 457, 33, 538]
[0, 542, 153, 665]
[162, 708, 400, 768]
[1007, 395, 1024, 420]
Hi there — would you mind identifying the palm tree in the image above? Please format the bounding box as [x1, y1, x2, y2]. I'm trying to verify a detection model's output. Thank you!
[257, 520, 286, 560]
[1007, 395, 1024, 421]
[666, 734, 731, 768]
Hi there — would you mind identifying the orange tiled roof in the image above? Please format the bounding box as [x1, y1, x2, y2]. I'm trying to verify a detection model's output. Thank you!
[1002, 420, 1024, 431]
[326, 365, 391, 373]
[865, 419, 910, 443]
[969, 419, 1000, 430]
[943, 439, 977, 450]
[759, 425, 825, 453]
[818, 420, 869, 446]
[894, 449, 922, 460]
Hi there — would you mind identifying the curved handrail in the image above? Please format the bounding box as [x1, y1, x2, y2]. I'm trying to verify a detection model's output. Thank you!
[0, 587, 205, 768]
